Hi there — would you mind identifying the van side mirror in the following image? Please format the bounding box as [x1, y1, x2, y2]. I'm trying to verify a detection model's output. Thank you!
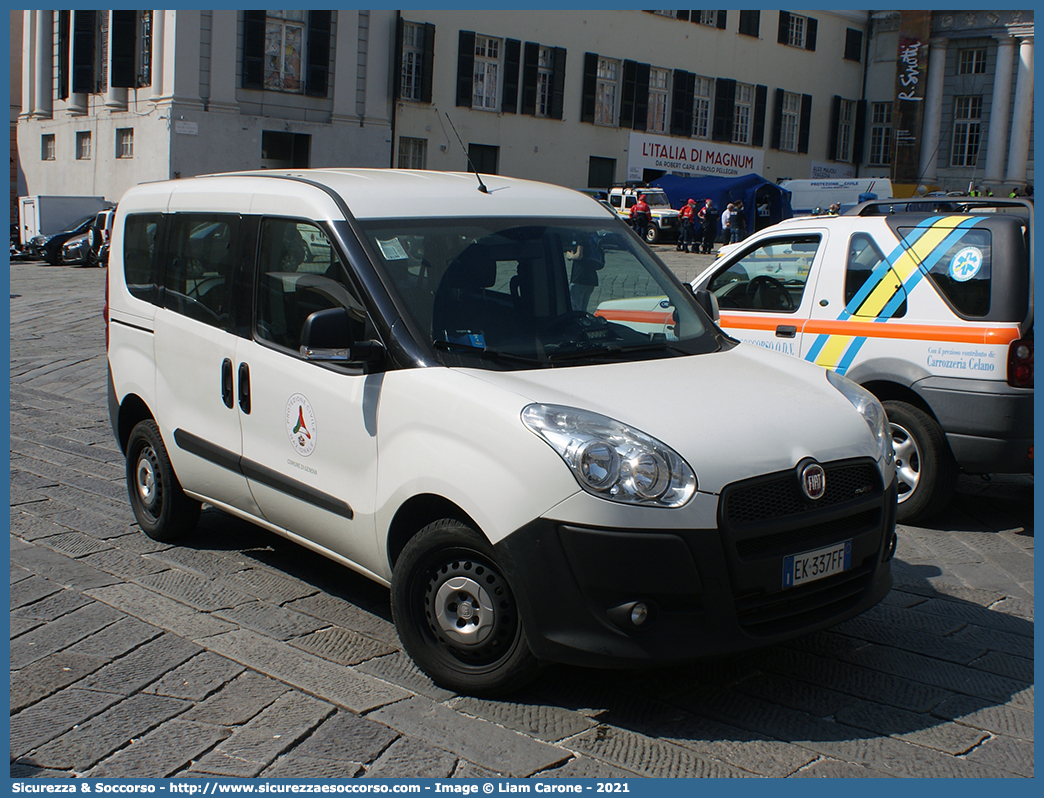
[693, 287, 720, 323]
[300, 307, 384, 365]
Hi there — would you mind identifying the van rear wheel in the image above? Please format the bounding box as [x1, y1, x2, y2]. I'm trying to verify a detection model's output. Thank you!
[125, 420, 201, 542]
[391, 519, 541, 696]
[883, 400, 958, 524]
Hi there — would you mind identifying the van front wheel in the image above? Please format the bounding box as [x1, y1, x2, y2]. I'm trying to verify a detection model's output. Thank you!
[391, 519, 541, 696]
[883, 400, 957, 524]
[125, 420, 201, 542]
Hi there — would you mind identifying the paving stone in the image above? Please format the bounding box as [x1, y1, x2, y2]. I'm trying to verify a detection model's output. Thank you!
[79, 547, 171, 579]
[833, 614, 990, 664]
[11, 650, 110, 713]
[932, 694, 1034, 741]
[291, 710, 398, 764]
[289, 625, 398, 665]
[180, 670, 290, 726]
[284, 592, 399, 644]
[36, 530, 114, 559]
[145, 545, 254, 579]
[11, 563, 33, 584]
[84, 583, 238, 640]
[9, 573, 64, 609]
[87, 719, 232, 779]
[989, 596, 1034, 620]
[790, 758, 892, 778]
[10, 688, 122, 759]
[10, 587, 91, 623]
[833, 698, 988, 755]
[449, 695, 597, 743]
[363, 736, 457, 778]
[144, 651, 246, 701]
[212, 599, 329, 641]
[10, 615, 44, 638]
[735, 672, 857, 718]
[969, 651, 1033, 682]
[962, 733, 1034, 777]
[30, 693, 190, 771]
[451, 760, 504, 778]
[909, 597, 1033, 638]
[75, 633, 203, 696]
[10, 600, 124, 669]
[262, 755, 364, 779]
[136, 568, 255, 611]
[105, 530, 173, 553]
[368, 696, 571, 777]
[9, 762, 75, 778]
[10, 542, 120, 590]
[568, 725, 756, 778]
[10, 513, 86, 542]
[950, 623, 1034, 660]
[355, 651, 455, 702]
[540, 756, 640, 779]
[200, 628, 410, 713]
[220, 566, 319, 604]
[66, 615, 164, 659]
[191, 691, 335, 777]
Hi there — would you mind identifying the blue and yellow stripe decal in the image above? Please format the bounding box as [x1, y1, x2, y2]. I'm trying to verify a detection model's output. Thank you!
[803, 215, 985, 374]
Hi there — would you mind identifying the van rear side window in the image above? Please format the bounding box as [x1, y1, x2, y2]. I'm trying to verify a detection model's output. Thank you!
[163, 214, 240, 330]
[900, 226, 992, 318]
[123, 213, 163, 304]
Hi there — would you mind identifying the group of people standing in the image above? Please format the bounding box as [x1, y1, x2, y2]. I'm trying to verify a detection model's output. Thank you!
[675, 198, 744, 254]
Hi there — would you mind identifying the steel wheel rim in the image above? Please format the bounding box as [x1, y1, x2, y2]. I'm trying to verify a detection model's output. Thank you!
[135, 445, 162, 520]
[889, 422, 921, 503]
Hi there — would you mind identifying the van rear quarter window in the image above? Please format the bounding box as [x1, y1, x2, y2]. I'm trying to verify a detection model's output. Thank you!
[123, 213, 163, 304]
[900, 226, 991, 318]
[162, 214, 240, 330]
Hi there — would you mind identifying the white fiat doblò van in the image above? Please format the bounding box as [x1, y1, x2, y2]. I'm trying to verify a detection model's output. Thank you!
[107, 169, 897, 695]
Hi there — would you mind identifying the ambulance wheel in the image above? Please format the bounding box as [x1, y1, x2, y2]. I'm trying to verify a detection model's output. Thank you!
[644, 225, 661, 245]
[391, 519, 541, 696]
[125, 420, 201, 542]
[883, 400, 958, 524]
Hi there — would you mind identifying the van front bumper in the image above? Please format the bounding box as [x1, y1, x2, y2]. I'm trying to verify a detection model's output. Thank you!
[495, 468, 896, 669]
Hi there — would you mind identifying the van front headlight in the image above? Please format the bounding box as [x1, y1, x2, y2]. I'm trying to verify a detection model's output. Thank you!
[521, 404, 696, 507]
[826, 370, 894, 467]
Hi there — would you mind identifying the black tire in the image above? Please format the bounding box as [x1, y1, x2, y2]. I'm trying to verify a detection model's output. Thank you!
[883, 400, 958, 524]
[644, 224, 661, 245]
[391, 519, 541, 696]
[125, 420, 201, 542]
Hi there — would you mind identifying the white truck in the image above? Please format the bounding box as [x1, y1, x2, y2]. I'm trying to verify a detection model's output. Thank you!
[779, 179, 893, 216]
[17, 195, 108, 247]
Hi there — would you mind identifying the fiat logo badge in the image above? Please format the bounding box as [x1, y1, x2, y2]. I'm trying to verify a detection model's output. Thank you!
[801, 463, 826, 500]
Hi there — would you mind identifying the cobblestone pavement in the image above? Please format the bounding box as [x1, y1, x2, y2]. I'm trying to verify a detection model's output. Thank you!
[9, 254, 1034, 779]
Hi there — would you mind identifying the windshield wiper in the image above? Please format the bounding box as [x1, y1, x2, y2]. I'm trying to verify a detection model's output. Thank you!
[546, 340, 691, 362]
[433, 339, 543, 365]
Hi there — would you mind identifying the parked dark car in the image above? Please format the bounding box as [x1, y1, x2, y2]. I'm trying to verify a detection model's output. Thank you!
[88, 207, 116, 267]
[28, 214, 96, 264]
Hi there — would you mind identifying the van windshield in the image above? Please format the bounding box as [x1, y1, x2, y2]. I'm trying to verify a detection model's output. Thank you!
[353, 217, 720, 368]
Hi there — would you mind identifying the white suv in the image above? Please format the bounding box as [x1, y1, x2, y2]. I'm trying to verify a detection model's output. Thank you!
[107, 169, 896, 694]
[607, 186, 680, 244]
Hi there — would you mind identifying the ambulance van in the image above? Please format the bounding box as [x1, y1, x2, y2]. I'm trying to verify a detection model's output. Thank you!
[107, 169, 897, 694]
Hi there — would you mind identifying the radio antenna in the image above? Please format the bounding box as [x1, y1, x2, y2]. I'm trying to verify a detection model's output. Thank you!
[444, 112, 489, 194]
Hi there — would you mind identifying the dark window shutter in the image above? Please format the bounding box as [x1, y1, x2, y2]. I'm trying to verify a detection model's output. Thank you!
[620, 60, 637, 129]
[633, 62, 650, 131]
[110, 11, 137, 88]
[670, 69, 694, 136]
[805, 17, 818, 51]
[677, 11, 690, 22]
[242, 10, 265, 89]
[716, 11, 728, 30]
[828, 95, 841, 161]
[580, 52, 597, 123]
[521, 42, 539, 116]
[57, 10, 70, 100]
[777, 12, 790, 44]
[771, 88, 784, 149]
[393, 17, 403, 100]
[305, 11, 331, 97]
[71, 10, 96, 94]
[712, 77, 736, 142]
[501, 38, 521, 113]
[420, 24, 435, 104]
[456, 30, 476, 107]
[738, 10, 760, 38]
[550, 47, 566, 120]
[798, 94, 812, 154]
[844, 28, 863, 62]
[853, 99, 867, 165]
[752, 84, 767, 148]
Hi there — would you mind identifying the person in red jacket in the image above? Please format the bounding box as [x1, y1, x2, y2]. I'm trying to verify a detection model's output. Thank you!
[629, 194, 651, 240]
[677, 198, 697, 253]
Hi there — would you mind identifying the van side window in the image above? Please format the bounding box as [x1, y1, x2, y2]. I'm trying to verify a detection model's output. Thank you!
[163, 214, 240, 330]
[255, 218, 367, 352]
[123, 213, 163, 304]
[707, 235, 819, 312]
[914, 228, 992, 318]
[845, 233, 907, 318]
